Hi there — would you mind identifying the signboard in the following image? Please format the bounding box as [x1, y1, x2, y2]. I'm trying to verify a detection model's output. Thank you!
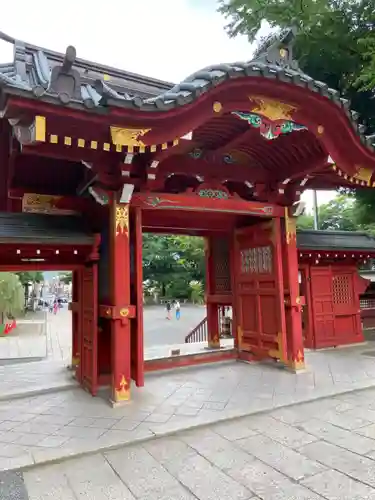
[22, 194, 77, 215]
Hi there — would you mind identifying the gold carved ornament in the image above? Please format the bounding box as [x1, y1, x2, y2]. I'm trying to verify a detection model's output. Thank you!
[114, 375, 130, 402]
[284, 207, 297, 245]
[249, 97, 296, 122]
[115, 205, 129, 236]
[110, 126, 151, 148]
[269, 331, 287, 364]
[120, 308, 129, 318]
[237, 325, 243, 348]
[353, 166, 373, 186]
[289, 349, 305, 370]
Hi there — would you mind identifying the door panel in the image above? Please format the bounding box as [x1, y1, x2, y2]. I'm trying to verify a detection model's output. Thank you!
[234, 219, 287, 361]
[130, 207, 144, 387]
[80, 264, 98, 396]
[332, 268, 362, 344]
[310, 266, 335, 348]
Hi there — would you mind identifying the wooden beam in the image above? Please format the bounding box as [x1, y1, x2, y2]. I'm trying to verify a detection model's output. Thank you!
[157, 156, 268, 184]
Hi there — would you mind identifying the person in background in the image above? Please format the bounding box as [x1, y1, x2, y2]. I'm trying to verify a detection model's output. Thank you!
[175, 300, 181, 320]
[166, 300, 172, 320]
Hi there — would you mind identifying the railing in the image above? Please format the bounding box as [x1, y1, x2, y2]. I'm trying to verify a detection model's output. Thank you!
[185, 306, 234, 343]
[360, 298, 375, 309]
[185, 317, 208, 343]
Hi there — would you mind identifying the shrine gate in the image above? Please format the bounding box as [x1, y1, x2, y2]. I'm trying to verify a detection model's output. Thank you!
[1, 28, 375, 404]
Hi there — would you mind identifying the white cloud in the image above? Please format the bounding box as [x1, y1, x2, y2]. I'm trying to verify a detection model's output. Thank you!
[0, 1, 337, 204]
[0, 0, 255, 82]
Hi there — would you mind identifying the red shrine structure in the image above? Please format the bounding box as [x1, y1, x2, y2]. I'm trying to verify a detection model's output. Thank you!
[1, 28, 375, 403]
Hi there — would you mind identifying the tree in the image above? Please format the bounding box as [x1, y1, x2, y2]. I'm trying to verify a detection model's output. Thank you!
[218, 0, 375, 221]
[296, 193, 375, 232]
[58, 271, 72, 284]
[0, 273, 24, 322]
[16, 271, 43, 285]
[297, 195, 358, 231]
[142, 234, 205, 298]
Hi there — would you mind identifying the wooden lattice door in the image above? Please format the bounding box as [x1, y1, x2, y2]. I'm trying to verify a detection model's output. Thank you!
[234, 219, 287, 361]
[310, 266, 335, 348]
[332, 268, 362, 344]
[211, 237, 231, 295]
[80, 264, 98, 396]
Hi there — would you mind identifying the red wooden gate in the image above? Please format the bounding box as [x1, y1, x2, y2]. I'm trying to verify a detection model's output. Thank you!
[310, 266, 335, 348]
[80, 264, 98, 395]
[310, 265, 362, 348]
[234, 219, 287, 361]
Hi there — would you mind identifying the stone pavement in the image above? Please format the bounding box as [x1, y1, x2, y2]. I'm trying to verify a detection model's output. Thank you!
[0, 305, 207, 363]
[7, 387, 375, 499]
[1, 343, 375, 473]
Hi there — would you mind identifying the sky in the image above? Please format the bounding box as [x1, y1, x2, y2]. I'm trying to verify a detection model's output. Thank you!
[0, 0, 336, 210]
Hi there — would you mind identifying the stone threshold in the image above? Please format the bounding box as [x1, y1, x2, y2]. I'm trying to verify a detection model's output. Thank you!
[5, 376, 375, 473]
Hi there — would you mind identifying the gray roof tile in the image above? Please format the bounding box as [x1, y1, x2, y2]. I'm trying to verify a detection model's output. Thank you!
[0, 212, 94, 245]
[297, 230, 375, 252]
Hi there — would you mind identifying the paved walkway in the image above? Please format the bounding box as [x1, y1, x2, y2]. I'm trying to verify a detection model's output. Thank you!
[1, 343, 375, 472]
[6, 386, 375, 499]
[0, 306, 207, 363]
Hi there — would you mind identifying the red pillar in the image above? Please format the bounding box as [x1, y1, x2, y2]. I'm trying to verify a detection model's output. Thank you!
[205, 237, 220, 348]
[70, 270, 80, 370]
[283, 207, 305, 371]
[108, 198, 133, 404]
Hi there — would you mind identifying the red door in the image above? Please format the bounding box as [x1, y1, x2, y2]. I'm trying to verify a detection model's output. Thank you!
[332, 267, 363, 345]
[310, 266, 335, 348]
[80, 264, 98, 395]
[130, 207, 144, 387]
[234, 219, 287, 361]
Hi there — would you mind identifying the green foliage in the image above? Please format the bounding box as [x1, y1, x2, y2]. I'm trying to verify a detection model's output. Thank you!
[142, 234, 205, 299]
[189, 281, 204, 304]
[296, 194, 375, 232]
[218, 0, 375, 107]
[218, 0, 375, 218]
[58, 271, 72, 284]
[16, 271, 43, 285]
[0, 273, 24, 319]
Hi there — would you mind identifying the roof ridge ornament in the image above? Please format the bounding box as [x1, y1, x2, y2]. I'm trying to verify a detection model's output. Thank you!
[46, 46, 83, 104]
[252, 26, 300, 71]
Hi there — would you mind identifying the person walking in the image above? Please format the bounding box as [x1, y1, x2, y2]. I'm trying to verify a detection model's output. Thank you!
[166, 301, 172, 320]
[175, 300, 181, 320]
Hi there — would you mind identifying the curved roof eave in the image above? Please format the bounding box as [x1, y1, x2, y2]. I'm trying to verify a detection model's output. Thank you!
[0, 29, 374, 166]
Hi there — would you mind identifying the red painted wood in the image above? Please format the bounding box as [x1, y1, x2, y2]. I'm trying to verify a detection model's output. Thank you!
[205, 237, 218, 347]
[282, 215, 305, 367]
[0, 121, 11, 211]
[299, 264, 314, 349]
[144, 349, 237, 372]
[80, 264, 98, 395]
[308, 264, 365, 348]
[309, 266, 335, 348]
[109, 199, 132, 403]
[132, 192, 283, 217]
[130, 207, 145, 387]
[234, 219, 287, 361]
[71, 270, 80, 369]
[332, 266, 364, 346]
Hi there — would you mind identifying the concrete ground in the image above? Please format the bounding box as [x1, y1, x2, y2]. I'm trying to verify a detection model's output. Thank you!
[6, 386, 375, 499]
[1, 344, 375, 474]
[4, 305, 375, 497]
